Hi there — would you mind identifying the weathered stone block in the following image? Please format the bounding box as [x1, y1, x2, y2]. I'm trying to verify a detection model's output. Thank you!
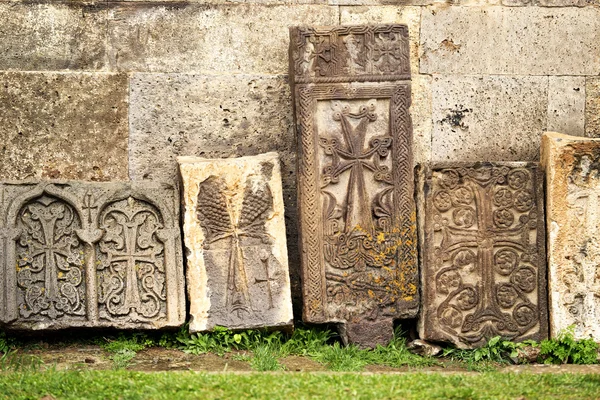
[0, 3, 107, 71]
[420, 7, 600, 76]
[542, 132, 600, 340]
[547, 76, 585, 137]
[0, 72, 128, 181]
[418, 162, 548, 349]
[108, 4, 338, 74]
[290, 25, 418, 348]
[179, 153, 293, 332]
[586, 77, 600, 138]
[0, 181, 185, 330]
[431, 75, 548, 162]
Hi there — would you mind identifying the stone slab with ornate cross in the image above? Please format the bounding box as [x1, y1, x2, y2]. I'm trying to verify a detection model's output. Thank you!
[0, 181, 185, 330]
[289, 24, 418, 348]
[418, 162, 548, 349]
[178, 153, 293, 332]
[542, 132, 600, 341]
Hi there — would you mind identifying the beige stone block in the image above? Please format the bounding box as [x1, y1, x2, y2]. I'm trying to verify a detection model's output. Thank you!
[586, 77, 600, 138]
[420, 6, 600, 76]
[547, 76, 586, 137]
[0, 3, 107, 71]
[431, 75, 548, 162]
[542, 132, 600, 340]
[179, 153, 293, 331]
[108, 4, 338, 74]
[0, 72, 128, 181]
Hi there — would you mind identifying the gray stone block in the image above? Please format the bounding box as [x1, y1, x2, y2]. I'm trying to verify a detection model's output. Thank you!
[179, 153, 293, 332]
[418, 162, 548, 348]
[0, 72, 128, 181]
[290, 25, 418, 348]
[547, 76, 585, 137]
[108, 4, 338, 74]
[0, 181, 185, 330]
[420, 7, 600, 76]
[0, 3, 107, 71]
[431, 75, 548, 162]
[586, 77, 600, 138]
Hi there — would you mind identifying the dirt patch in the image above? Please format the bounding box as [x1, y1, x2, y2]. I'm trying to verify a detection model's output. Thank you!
[280, 356, 325, 372]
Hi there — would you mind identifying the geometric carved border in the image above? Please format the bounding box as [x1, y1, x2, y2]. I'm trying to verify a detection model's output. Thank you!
[295, 83, 418, 323]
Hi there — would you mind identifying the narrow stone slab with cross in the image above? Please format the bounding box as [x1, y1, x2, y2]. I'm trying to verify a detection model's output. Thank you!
[0, 181, 185, 330]
[178, 153, 293, 332]
[289, 24, 418, 348]
[418, 162, 548, 349]
[543, 132, 600, 341]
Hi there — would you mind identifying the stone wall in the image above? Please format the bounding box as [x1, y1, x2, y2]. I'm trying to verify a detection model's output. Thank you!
[1, 0, 598, 316]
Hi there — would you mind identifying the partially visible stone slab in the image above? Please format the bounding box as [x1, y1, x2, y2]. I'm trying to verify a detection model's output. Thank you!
[290, 25, 418, 348]
[587, 77, 600, 138]
[179, 153, 293, 332]
[420, 7, 600, 76]
[418, 162, 548, 349]
[0, 3, 107, 71]
[108, 4, 338, 74]
[0, 181, 185, 330]
[431, 75, 548, 162]
[0, 72, 128, 181]
[547, 77, 585, 137]
[542, 132, 600, 340]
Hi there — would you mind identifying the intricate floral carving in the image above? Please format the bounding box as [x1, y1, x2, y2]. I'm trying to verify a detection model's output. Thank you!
[16, 194, 85, 320]
[96, 197, 167, 322]
[422, 164, 547, 348]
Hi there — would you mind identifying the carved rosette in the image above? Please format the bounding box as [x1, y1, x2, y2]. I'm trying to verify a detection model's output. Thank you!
[420, 163, 548, 348]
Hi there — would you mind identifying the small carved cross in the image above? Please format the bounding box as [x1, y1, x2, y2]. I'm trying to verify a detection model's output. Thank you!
[82, 191, 98, 224]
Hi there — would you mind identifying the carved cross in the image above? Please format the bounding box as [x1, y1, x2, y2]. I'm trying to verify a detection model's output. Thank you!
[102, 211, 159, 315]
[26, 203, 75, 317]
[255, 252, 275, 309]
[82, 191, 98, 225]
[320, 102, 391, 236]
[438, 175, 531, 341]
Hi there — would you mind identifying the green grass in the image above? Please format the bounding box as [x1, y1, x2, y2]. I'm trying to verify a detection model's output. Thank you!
[0, 370, 599, 399]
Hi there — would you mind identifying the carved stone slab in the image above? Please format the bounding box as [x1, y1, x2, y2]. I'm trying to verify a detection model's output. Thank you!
[290, 24, 418, 348]
[0, 181, 185, 330]
[542, 132, 600, 340]
[178, 153, 293, 332]
[418, 163, 548, 349]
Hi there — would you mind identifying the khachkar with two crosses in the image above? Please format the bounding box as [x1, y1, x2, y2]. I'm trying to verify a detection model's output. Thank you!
[418, 163, 548, 349]
[289, 24, 418, 348]
[0, 181, 185, 330]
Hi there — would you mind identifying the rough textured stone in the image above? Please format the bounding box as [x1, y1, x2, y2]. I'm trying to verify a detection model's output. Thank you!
[0, 3, 107, 71]
[547, 77, 585, 137]
[0, 181, 185, 330]
[431, 75, 548, 162]
[420, 7, 600, 76]
[290, 25, 418, 348]
[108, 4, 338, 74]
[406, 339, 442, 357]
[0, 72, 128, 181]
[542, 132, 600, 340]
[587, 77, 600, 138]
[179, 153, 293, 332]
[418, 162, 548, 349]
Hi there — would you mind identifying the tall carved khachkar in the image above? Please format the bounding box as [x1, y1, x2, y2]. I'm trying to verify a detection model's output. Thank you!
[178, 153, 293, 332]
[418, 163, 548, 348]
[542, 132, 600, 341]
[0, 181, 185, 329]
[289, 25, 417, 347]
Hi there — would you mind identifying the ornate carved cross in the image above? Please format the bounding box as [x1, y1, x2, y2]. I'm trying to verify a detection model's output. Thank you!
[319, 101, 391, 236]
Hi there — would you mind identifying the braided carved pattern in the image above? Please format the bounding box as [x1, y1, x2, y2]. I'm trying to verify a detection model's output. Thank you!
[391, 84, 419, 312]
[294, 74, 411, 84]
[297, 85, 326, 321]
